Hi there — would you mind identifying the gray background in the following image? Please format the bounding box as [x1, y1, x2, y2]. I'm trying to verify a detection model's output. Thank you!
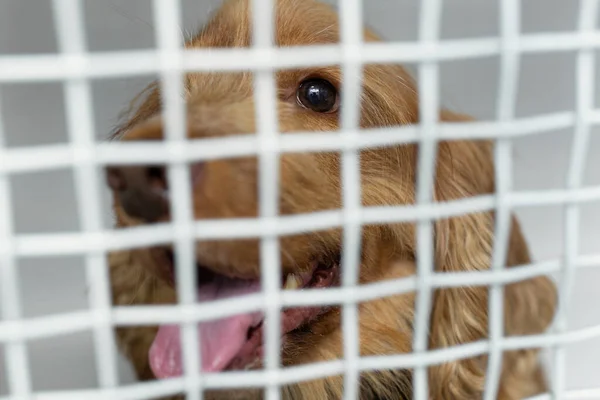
[0, 0, 599, 396]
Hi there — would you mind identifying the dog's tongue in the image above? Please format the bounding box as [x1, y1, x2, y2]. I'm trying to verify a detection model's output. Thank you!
[149, 278, 262, 378]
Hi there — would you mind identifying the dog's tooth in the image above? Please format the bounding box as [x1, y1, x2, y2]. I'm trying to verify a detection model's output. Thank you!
[284, 274, 301, 290]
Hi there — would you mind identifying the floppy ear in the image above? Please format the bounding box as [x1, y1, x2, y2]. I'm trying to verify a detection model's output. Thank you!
[426, 111, 557, 399]
[496, 216, 557, 399]
[428, 135, 495, 398]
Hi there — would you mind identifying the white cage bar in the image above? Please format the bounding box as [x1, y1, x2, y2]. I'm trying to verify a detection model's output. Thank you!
[51, 1, 119, 397]
[483, 0, 520, 398]
[552, 0, 599, 398]
[151, 0, 202, 399]
[1, 0, 600, 399]
[337, 0, 363, 398]
[251, 0, 282, 399]
[411, 0, 442, 397]
[0, 70, 32, 400]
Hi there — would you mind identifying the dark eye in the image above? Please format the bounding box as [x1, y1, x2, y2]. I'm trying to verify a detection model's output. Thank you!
[296, 79, 339, 113]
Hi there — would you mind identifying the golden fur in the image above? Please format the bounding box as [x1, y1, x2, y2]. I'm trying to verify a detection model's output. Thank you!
[107, 0, 557, 398]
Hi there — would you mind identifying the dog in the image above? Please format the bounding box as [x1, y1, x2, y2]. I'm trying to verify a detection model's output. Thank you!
[106, 0, 557, 398]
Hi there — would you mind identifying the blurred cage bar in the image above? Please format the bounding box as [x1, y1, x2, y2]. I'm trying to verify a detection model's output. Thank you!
[0, 0, 600, 399]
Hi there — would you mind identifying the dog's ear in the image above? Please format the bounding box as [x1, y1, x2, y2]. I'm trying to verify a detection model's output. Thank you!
[425, 112, 557, 398]
[496, 216, 557, 399]
[427, 132, 495, 398]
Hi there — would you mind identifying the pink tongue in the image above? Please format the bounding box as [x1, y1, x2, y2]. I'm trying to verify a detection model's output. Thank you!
[149, 278, 262, 378]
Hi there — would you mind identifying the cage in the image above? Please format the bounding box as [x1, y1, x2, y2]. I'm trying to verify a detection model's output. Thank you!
[0, 0, 599, 399]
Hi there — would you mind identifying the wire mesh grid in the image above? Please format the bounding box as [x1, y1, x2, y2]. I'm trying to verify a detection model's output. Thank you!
[0, 0, 599, 399]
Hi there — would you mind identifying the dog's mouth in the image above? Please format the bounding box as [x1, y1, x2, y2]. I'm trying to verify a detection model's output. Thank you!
[148, 249, 340, 378]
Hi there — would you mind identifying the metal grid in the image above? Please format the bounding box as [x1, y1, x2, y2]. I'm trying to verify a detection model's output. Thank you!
[0, 0, 599, 399]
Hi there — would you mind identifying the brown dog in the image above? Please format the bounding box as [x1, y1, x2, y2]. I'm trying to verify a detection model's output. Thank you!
[106, 0, 557, 398]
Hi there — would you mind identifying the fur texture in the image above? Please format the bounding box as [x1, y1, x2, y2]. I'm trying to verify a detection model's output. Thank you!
[108, 0, 557, 398]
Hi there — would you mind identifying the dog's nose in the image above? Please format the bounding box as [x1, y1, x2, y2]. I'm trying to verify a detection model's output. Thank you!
[106, 165, 170, 222]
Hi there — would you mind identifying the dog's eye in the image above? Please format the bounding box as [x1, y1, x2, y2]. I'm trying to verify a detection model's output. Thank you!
[296, 79, 339, 113]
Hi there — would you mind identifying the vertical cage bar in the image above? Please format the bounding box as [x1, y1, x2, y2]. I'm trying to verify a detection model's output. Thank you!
[338, 0, 364, 399]
[552, 1, 599, 398]
[483, 0, 521, 398]
[0, 1, 596, 399]
[0, 88, 32, 399]
[412, 0, 442, 399]
[152, 1, 201, 399]
[51, 0, 118, 394]
[252, 1, 281, 399]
